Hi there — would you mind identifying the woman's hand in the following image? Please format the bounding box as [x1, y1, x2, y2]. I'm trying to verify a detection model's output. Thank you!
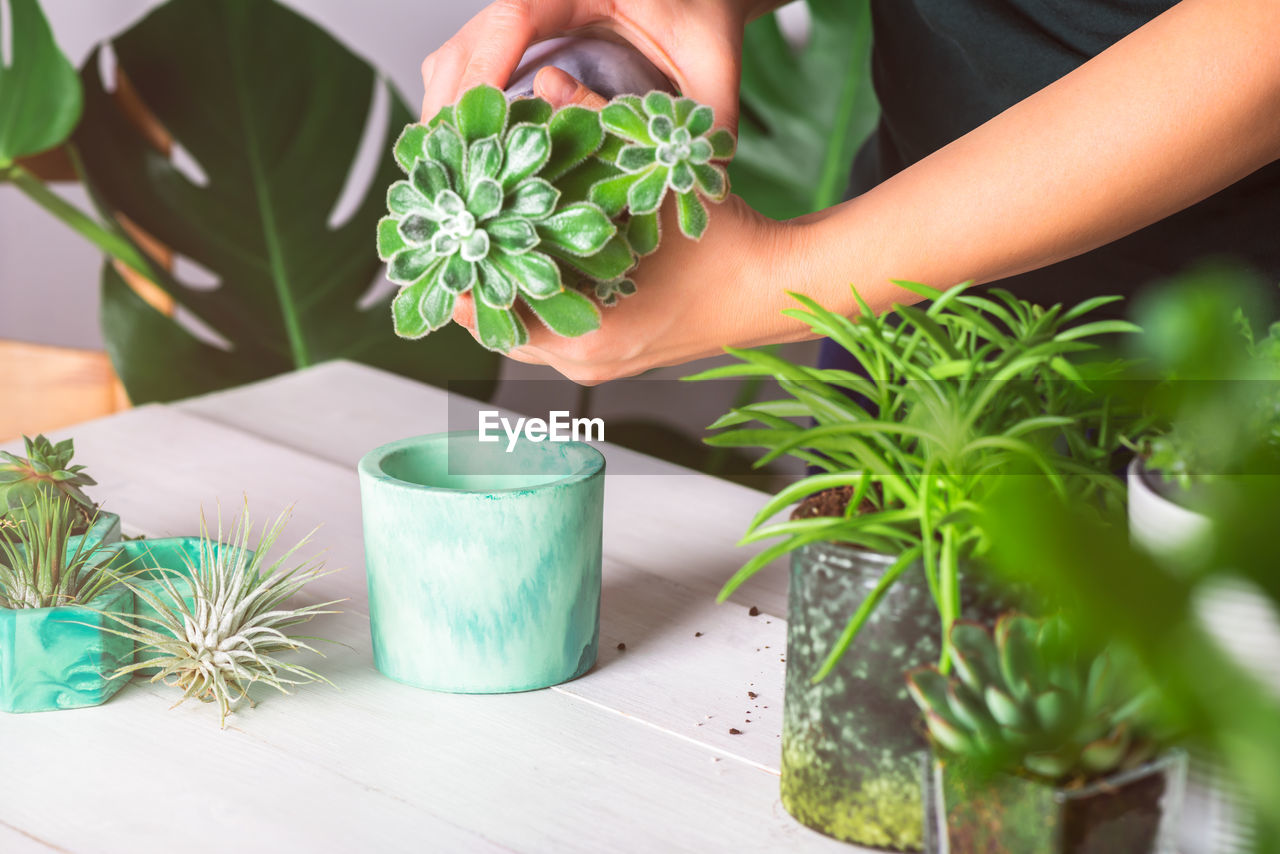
[420, 0, 780, 132]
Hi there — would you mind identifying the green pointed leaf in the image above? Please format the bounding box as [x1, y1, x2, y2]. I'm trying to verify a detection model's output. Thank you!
[688, 137, 713, 165]
[643, 91, 675, 120]
[486, 216, 538, 254]
[426, 123, 465, 185]
[420, 277, 457, 330]
[455, 83, 507, 143]
[648, 114, 674, 143]
[536, 202, 616, 256]
[627, 166, 669, 215]
[951, 622, 1001, 694]
[427, 105, 454, 129]
[508, 177, 560, 219]
[439, 253, 477, 293]
[670, 160, 696, 193]
[526, 288, 602, 337]
[925, 712, 973, 755]
[626, 212, 660, 257]
[388, 247, 434, 284]
[601, 102, 651, 143]
[985, 686, 1025, 729]
[474, 298, 527, 353]
[376, 216, 407, 260]
[905, 666, 952, 718]
[544, 233, 634, 281]
[544, 105, 605, 181]
[391, 274, 438, 339]
[588, 170, 642, 217]
[685, 105, 714, 138]
[392, 124, 427, 173]
[997, 614, 1041, 700]
[617, 145, 657, 173]
[466, 177, 503, 220]
[509, 96, 552, 125]
[673, 97, 697, 125]
[467, 136, 503, 184]
[388, 181, 432, 216]
[708, 128, 736, 160]
[675, 191, 708, 239]
[460, 230, 490, 263]
[476, 260, 517, 309]
[411, 159, 450, 200]
[693, 163, 728, 201]
[491, 249, 562, 299]
[0, 0, 82, 163]
[500, 123, 551, 191]
[397, 214, 435, 245]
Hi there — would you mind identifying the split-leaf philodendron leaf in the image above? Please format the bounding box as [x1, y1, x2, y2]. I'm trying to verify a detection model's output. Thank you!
[0, 0, 82, 165]
[382, 85, 736, 353]
[75, 0, 498, 404]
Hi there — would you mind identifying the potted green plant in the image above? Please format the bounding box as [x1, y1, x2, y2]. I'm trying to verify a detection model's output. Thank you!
[1, 434, 120, 550]
[0, 492, 132, 713]
[690, 282, 1137, 849]
[103, 505, 340, 728]
[379, 84, 734, 351]
[908, 615, 1184, 853]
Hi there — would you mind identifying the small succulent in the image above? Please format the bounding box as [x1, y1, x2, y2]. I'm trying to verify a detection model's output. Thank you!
[906, 614, 1157, 783]
[381, 84, 631, 352]
[0, 492, 115, 609]
[0, 434, 97, 525]
[381, 84, 736, 350]
[591, 91, 735, 240]
[105, 506, 340, 728]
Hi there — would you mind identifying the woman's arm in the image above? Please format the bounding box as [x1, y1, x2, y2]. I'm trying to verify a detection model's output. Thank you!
[501, 0, 1280, 383]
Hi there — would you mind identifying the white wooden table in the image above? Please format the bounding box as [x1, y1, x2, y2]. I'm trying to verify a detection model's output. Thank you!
[0, 360, 862, 854]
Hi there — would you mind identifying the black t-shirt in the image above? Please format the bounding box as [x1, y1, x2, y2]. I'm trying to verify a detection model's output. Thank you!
[844, 0, 1280, 316]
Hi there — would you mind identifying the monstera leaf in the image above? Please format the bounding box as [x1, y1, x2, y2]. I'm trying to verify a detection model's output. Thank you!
[74, 0, 497, 403]
[0, 0, 81, 165]
[730, 0, 879, 219]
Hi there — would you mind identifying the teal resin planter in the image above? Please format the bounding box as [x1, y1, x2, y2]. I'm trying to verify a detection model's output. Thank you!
[782, 541, 1008, 851]
[358, 432, 604, 693]
[0, 585, 134, 713]
[73, 510, 122, 552]
[107, 537, 250, 675]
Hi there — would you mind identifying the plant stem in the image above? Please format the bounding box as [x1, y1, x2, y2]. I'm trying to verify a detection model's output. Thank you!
[2, 162, 154, 280]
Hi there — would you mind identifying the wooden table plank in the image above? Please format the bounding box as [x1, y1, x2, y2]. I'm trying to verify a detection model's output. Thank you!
[1, 405, 858, 852]
[176, 360, 794, 618]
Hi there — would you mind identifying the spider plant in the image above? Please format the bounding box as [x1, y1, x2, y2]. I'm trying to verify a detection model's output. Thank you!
[689, 281, 1138, 675]
[105, 505, 342, 728]
[0, 492, 117, 609]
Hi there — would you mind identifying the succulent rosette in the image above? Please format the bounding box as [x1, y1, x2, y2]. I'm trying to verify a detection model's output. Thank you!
[590, 91, 735, 241]
[379, 85, 630, 352]
[379, 84, 737, 350]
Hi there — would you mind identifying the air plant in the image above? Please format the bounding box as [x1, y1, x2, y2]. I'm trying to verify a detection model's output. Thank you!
[106, 505, 341, 728]
[0, 434, 97, 528]
[906, 614, 1159, 783]
[381, 84, 736, 351]
[0, 492, 116, 609]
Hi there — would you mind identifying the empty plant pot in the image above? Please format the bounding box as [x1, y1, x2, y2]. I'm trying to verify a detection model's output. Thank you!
[0, 585, 134, 713]
[358, 432, 604, 693]
[924, 751, 1187, 853]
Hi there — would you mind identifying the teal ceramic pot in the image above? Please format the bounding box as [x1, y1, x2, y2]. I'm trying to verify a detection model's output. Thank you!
[358, 432, 604, 693]
[0, 585, 134, 713]
[72, 510, 122, 553]
[107, 537, 250, 675]
[924, 751, 1187, 853]
[782, 541, 1008, 851]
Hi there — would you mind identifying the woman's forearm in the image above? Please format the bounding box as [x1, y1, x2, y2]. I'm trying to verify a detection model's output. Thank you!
[765, 0, 1280, 337]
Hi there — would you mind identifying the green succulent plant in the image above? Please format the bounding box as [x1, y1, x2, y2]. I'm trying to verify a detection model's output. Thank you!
[381, 84, 736, 350]
[906, 614, 1158, 783]
[592, 91, 735, 241]
[381, 84, 630, 352]
[0, 492, 115, 609]
[0, 434, 97, 526]
[105, 505, 341, 727]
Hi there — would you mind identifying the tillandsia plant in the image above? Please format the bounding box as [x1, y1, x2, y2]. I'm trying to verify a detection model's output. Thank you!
[380, 84, 735, 351]
[0, 492, 115, 609]
[690, 282, 1139, 675]
[906, 614, 1159, 783]
[0, 434, 97, 530]
[104, 505, 341, 728]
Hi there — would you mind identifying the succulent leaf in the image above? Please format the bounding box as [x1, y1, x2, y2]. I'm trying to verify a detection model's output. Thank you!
[499, 123, 552, 190]
[454, 83, 507, 142]
[676, 191, 708, 240]
[537, 203, 616, 256]
[526, 289, 602, 337]
[509, 96, 553, 126]
[545, 105, 605, 181]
